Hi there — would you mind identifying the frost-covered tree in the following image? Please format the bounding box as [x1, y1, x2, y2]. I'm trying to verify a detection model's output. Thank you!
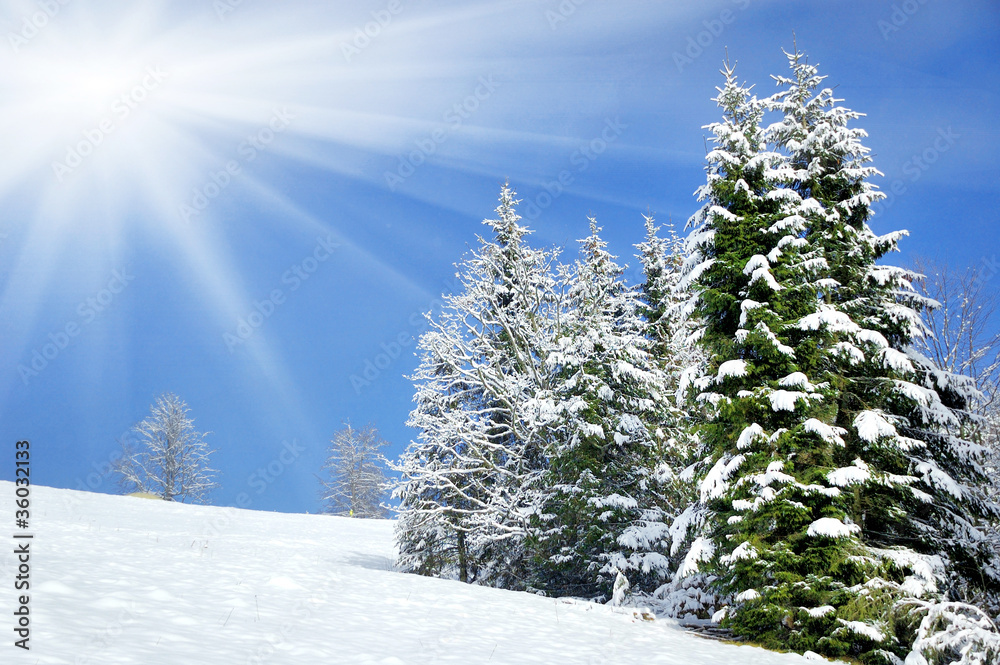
[390, 53, 1000, 663]
[321, 422, 390, 518]
[633, 215, 711, 613]
[113, 392, 217, 503]
[394, 183, 561, 588]
[899, 599, 1000, 665]
[909, 259, 1000, 611]
[635, 215, 709, 490]
[529, 220, 676, 599]
[635, 215, 709, 412]
[635, 215, 679, 361]
[394, 339, 490, 581]
[911, 258, 1000, 448]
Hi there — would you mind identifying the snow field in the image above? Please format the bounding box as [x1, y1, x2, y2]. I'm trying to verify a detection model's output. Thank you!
[0, 482, 822, 664]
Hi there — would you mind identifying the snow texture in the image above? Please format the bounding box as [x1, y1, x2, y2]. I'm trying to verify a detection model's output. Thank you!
[675, 537, 715, 579]
[796, 309, 860, 334]
[769, 390, 814, 412]
[803, 419, 846, 446]
[746, 266, 784, 292]
[0, 483, 827, 665]
[904, 601, 1000, 665]
[778, 372, 813, 390]
[717, 359, 749, 381]
[700, 454, 745, 501]
[736, 423, 765, 450]
[827, 459, 871, 487]
[854, 410, 897, 442]
[721, 541, 759, 564]
[806, 517, 860, 538]
[838, 619, 885, 642]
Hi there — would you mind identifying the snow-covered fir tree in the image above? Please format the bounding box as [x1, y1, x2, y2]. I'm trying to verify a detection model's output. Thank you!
[635, 215, 678, 362]
[636, 215, 709, 411]
[528, 219, 676, 599]
[665, 61, 870, 655]
[394, 183, 560, 588]
[663, 53, 1000, 663]
[911, 260, 1000, 583]
[633, 215, 709, 582]
[766, 45, 1000, 625]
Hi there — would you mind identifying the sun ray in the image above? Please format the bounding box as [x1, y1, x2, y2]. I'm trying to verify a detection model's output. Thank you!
[0, 0, 726, 462]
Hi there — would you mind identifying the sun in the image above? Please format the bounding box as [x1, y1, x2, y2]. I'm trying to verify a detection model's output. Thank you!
[45, 63, 171, 183]
[63, 66, 156, 114]
[0, 14, 180, 197]
[0, 1, 448, 422]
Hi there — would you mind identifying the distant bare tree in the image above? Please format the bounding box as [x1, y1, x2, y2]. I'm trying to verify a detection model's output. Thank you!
[113, 392, 218, 503]
[912, 258, 1000, 449]
[321, 422, 389, 518]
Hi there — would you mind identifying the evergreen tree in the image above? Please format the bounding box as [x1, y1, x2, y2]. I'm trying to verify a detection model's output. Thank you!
[636, 215, 708, 408]
[394, 183, 560, 588]
[669, 60, 899, 659]
[634, 214, 709, 587]
[529, 220, 675, 599]
[394, 339, 482, 580]
[635, 215, 677, 361]
[665, 53, 1000, 663]
[388, 49, 1000, 663]
[767, 47, 1000, 619]
[635, 215, 709, 471]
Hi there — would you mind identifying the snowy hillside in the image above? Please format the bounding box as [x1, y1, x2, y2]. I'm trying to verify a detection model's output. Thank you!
[0, 482, 823, 664]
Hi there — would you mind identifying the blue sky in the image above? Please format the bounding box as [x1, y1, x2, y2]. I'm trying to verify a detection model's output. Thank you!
[1, 0, 997, 513]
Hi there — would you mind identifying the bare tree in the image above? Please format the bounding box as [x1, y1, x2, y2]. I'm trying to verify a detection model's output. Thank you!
[912, 258, 1000, 448]
[321, 422, 389, 518]
[113, 392, 218, 503]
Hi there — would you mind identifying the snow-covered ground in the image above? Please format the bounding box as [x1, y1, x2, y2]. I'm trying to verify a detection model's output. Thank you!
[0, 482, 820, 664]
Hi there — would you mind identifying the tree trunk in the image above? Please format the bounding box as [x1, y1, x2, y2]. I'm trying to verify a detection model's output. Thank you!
[457, 530, 469, 583]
